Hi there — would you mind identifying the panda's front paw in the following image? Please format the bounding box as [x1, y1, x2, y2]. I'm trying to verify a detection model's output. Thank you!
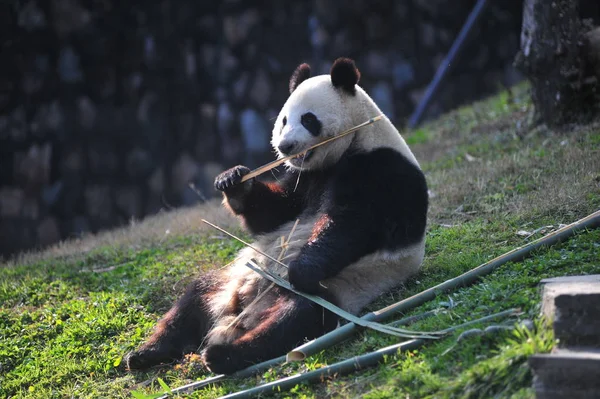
[288, 260, 322, 295]
[202, 344, 241, 375]
[214, 165, 252, 192]
[124, 348, 173, 370]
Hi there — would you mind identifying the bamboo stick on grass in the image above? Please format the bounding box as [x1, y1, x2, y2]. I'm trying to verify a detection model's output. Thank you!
[155, 309, 439, 398]
[217, 309, 519, 399]
[157, 310, 516, 399]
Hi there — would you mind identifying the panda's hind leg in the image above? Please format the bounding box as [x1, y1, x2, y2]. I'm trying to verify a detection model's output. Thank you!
[202, 290, 338, 375]
[125, 274, 221, 370]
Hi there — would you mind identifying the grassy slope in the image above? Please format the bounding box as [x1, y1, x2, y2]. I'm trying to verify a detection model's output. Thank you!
[1, 84, 599, 399]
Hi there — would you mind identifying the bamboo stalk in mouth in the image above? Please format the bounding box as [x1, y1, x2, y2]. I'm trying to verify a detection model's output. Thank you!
[240, 115, 384, 182]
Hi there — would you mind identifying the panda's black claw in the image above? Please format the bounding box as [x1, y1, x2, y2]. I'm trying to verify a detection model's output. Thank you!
[214, 166, 252, 192]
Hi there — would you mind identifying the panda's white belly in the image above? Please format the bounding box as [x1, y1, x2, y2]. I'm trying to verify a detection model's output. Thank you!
[227, 215, 424, 315]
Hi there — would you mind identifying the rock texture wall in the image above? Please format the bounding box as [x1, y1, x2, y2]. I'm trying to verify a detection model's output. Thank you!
[0, 0, 530, 256]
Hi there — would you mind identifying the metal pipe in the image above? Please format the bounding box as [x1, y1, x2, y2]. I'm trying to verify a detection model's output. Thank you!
[407, 0, 489, 128]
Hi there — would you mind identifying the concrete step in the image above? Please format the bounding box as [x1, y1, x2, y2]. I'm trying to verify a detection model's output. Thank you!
[540, 275, 600, 349]
[530, 349, 600, 399]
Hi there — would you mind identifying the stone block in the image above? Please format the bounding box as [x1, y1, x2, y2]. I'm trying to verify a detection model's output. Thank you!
[541, 275, 600, 348]
[115, 186, 142, 219]
[540, 275, 600, 321]
[0, 188, 24, 218]
[554, 293, 600, 348]
[530, 349, 600, 399]
[37, 217, 61, 247]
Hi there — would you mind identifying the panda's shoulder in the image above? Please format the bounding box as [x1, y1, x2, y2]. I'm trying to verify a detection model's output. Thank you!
[327, 148, 426, 204]
[337, 148, 424, 181]
[321, 148, 426, 222]
[263, 168, 330, 195]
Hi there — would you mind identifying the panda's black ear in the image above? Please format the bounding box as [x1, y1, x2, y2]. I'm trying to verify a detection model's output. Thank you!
[330, 58, 360, 95]
[289, 63, 311, 94]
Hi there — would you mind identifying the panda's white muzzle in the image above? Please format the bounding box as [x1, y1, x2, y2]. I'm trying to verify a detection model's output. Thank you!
[277, 139, 315, 163]
[277, 140, 297, 156]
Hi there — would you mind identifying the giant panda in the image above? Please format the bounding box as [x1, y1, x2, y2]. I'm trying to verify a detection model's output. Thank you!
[125, 58, 428, 375]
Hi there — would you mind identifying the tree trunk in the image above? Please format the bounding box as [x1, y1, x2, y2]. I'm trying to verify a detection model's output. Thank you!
[514, 0, 599, 126]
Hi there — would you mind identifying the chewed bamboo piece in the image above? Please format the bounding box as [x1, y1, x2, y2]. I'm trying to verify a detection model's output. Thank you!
[240, 114, 384, 182]
[201, 219, 289, 269]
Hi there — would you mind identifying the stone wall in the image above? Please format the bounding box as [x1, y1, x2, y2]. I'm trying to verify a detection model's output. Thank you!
[0, 0, 583, 257]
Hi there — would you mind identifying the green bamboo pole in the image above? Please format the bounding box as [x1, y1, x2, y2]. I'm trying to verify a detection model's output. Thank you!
[243, 259, 441, 339]
[158, 209, 600, 398]
[288, 209, 600, 361]
[217, 309, 518, 399]
[155, 356, 286, 398]
[155, 310, 439, 398]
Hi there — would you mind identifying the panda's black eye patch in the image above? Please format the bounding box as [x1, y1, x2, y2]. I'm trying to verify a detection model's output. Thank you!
[282, 116, 287, 126]
[301, 112, 322, 136]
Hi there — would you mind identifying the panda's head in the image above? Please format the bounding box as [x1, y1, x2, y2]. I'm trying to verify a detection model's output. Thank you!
[271, 58, 364, 171]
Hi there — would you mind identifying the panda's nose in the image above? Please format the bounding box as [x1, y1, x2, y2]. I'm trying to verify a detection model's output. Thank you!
[278, 140, 297, 156]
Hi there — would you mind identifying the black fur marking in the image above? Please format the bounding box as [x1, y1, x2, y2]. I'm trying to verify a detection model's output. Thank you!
[301, 112, 322, 136]
[125, 275, 219, 370]
[330, 57, 360, 94]
[288, 148, 428, 291]
[219, 166, 331, 235]
[289, 63, 311, 94]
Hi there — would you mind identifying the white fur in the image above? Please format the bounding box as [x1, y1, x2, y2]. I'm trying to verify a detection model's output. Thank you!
[271, 75, 419, 171]
[226, 216, 424, 315]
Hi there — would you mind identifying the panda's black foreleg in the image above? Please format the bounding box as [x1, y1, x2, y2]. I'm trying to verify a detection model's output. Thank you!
[125, 277, 218, 370]
[214, 165, 303, 235]
[201, 293, 338, 375]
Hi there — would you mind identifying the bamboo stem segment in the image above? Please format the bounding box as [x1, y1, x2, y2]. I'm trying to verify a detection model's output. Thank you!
[216, 309, 518, 399]
[201, 219, 290, 269]
[155, 357, 287, 399]
[240, 115, 384, 182]
[244, 260, 442, 339]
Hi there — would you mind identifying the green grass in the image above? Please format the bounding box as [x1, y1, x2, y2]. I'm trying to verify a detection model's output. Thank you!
[405, 128, 432, 146]
[1, 84, 599, 398]
[323, 228, 599, 399]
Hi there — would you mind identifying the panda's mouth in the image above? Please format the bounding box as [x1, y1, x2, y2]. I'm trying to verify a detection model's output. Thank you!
[289, 149, 314, 166]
